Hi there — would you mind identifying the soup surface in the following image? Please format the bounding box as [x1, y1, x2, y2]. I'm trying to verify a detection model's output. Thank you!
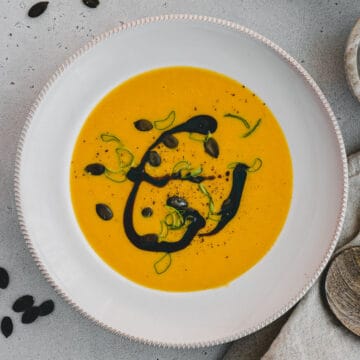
[70, 66, 292, 292]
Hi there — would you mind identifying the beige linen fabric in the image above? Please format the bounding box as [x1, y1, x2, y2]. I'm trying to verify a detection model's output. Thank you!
[224, 152, 360, 359]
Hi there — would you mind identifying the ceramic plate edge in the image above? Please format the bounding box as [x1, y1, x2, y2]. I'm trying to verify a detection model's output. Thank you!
[13, 14, 349, 348]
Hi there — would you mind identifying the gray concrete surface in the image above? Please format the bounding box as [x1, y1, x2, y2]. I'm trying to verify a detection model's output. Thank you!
[0, 1, 359, 359]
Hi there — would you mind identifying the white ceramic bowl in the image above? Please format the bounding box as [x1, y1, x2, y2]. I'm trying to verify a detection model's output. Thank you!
[15, 15, 347, 347]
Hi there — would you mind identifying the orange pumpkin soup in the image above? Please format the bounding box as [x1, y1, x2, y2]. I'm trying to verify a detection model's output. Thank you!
[70, 66, 292, 291]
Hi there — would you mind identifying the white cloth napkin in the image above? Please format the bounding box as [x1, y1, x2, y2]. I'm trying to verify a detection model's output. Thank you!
[224, 151, 360, 359]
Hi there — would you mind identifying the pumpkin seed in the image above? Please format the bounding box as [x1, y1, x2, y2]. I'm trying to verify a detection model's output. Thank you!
[39, 300, 55, 316]
[148, 151, 161, 167]
[85, 163, 105, 175]
[1, 317, 13, 338]
[96, 204, 113, 221]
[28, 2, 49, 17]
[204, 137, 219, 158]
[141, 207, 153, 217]
[0, 267, 9, 289]
[166, 196, 188, 210]
[83, 0, 100, 8]
[21, 307, 40, 324]
[134, 119, 153, 131]
[12, 295, 34, 312]
[162, 134, 178, 149]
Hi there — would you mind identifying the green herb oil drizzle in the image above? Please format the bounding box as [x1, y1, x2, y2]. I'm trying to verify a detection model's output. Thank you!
[154, 110, 176, 130]
[154, 253, 172, 274]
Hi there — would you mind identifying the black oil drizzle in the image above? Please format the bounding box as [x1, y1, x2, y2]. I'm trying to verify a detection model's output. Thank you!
[200, 163, 249, 236]
[85, 114, 251, 253]
[123, 115, 217, 252]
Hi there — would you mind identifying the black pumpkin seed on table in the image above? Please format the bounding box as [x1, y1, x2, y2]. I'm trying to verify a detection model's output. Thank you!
[38, 300, 55, 316]
[1, 317, 13, 338]
[12, 295, 35, 312]
[83, 0, 100, 8]
[70, 66, 293, 291]
[21, 306, 40, 324]
[28, 2, 49, 18]
[0, 267, 9, 289]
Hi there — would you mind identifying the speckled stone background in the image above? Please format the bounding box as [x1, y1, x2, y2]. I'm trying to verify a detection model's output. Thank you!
[1, 1, 359, 359]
